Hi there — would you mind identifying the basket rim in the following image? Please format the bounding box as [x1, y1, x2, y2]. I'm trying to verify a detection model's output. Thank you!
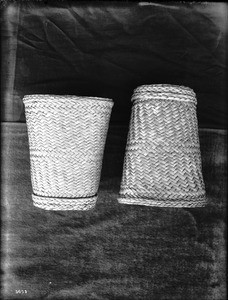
[133, 84, 195, 93]
[131, 84, 196, 103]
[23, 94, 114, 104]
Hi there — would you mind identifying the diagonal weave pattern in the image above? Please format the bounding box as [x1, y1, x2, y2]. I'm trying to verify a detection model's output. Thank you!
[23, 95, 113, 210]
[118, 84, 206, 207]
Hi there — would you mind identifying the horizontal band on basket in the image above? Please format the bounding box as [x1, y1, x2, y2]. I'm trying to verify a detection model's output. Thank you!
[32, 194, 97, 211]
[132, 95, 197, 104]
[132, 84, 197, 104]
[23, 94, 113, 104]
[118, 196, 207, 208]
[132, 84, 196, 96]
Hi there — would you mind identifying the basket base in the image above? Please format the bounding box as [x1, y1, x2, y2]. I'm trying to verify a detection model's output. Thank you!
[32, 194, 97, 211]
[118, 196, 207, 208]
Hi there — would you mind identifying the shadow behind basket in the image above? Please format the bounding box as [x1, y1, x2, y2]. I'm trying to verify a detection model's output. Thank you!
[23, 95, 113, 210]
[118, 84, 206, 207]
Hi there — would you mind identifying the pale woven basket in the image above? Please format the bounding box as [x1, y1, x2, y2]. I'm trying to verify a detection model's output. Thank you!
[23, 95, 114, 211]
[118, 84, 206, 208]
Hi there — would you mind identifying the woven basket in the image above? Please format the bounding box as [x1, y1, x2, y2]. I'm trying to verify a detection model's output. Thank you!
[118, 84, 206, 207]
[23, 95, 114, 211]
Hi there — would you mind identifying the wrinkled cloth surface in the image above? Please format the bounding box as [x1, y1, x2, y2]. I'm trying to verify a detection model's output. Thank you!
[1, 2, 227, 128]
[1, 123, 227, 300]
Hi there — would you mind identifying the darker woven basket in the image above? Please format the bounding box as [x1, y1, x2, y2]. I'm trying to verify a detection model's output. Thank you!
[118, 84, 206, 207]
[23, 95, 114, 211]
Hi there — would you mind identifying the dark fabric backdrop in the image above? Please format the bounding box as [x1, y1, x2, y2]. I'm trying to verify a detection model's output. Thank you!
[1, 1, 227, 128]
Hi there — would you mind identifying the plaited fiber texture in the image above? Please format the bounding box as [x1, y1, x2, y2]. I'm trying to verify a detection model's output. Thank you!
[118, 84, 206, 207]
[23, 95, 113, 211]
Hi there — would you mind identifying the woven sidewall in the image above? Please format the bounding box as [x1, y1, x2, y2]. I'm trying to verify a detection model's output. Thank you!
[118, 84, 206, 207]
[23, 95, 114, 210]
